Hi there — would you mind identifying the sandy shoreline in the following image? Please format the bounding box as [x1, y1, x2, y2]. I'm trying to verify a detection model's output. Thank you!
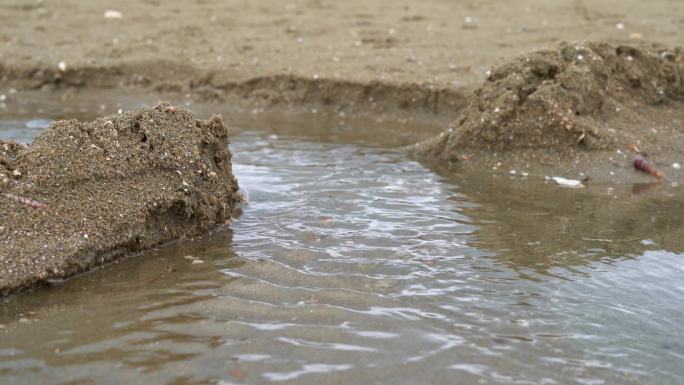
[2, 0, 683, 115]
[1, 0, 684, 294]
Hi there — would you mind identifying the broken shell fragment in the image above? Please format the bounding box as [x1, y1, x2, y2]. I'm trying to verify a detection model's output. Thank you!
[104, 10, 123, 19]
[548, 176, 585, 188]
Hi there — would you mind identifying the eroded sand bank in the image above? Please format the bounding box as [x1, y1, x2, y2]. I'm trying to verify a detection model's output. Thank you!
[0, 105, 240, 295]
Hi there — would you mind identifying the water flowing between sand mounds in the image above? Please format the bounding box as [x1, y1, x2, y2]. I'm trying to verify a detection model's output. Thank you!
[0, 100, 683, 385]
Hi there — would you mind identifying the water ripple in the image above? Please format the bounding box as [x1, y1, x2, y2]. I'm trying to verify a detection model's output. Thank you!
[1, 122, 683, 385]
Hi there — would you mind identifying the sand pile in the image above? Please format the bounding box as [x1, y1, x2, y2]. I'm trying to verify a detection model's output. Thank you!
[0, 104, 240, 295]
[415, 41, 684, 164]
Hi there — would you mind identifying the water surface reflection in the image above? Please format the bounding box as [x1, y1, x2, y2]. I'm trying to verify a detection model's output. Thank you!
[0, 98, 682, 385]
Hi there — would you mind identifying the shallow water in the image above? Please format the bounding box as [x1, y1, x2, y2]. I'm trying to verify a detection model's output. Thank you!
[1, 96, 683, 385]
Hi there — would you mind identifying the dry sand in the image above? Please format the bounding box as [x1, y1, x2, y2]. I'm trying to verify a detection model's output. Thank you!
[1, 0, 683, 116]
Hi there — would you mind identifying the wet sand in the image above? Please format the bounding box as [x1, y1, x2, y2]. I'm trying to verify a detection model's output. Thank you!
[1, 0, 684, 293]
[414, 41, 684, 180]
[0, 105, 240, 295]
[1, 0, 683, 173]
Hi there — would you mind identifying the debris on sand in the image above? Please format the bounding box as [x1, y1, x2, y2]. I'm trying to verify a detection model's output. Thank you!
[634, 156, 664, 179]
[547, 176, 585, 188]
[3, 193, 48, 209]
[0, 104, 240, 295]
[414, 41, 684, 164]
[104, 10, 123, 19]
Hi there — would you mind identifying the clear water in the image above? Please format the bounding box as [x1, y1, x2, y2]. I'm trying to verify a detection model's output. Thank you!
[0, 94, 683, 385]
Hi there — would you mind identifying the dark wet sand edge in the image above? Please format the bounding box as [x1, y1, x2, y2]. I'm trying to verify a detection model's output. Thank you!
[0, 61, 469, 121]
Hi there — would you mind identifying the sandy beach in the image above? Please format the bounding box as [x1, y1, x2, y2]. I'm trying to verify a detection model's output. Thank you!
[1, 0, 684, 293]
[1, 0, 682, 115]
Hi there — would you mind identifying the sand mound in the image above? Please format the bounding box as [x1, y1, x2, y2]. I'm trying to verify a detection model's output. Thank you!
[416, 41, 684, 163]
[0, 104, 240, 295]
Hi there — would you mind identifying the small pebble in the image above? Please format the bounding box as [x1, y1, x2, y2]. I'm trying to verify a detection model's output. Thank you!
[104, 10, 123, 19]
[515, 319, 530, 327]
[462, 16, 477, 29]
[58, 61, 67, 72]
[18, 318, 30, 324]
[192, 259, 204, 264]
[672, 163, 681, 170]
[549, 176, 584, 188]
